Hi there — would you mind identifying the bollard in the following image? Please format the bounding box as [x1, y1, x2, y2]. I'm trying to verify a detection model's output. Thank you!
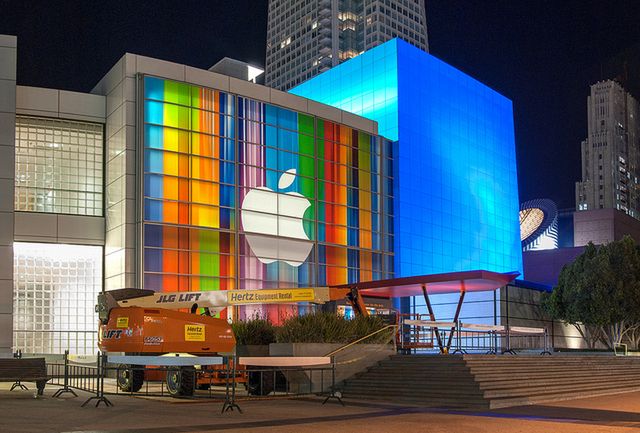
[540, 329, 552, 355]
[452, 320, 466, 354]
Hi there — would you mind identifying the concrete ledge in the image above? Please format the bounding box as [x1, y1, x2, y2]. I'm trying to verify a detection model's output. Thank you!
[16, 86, 106, 122]
[98, 54, 380, 136]
[185, 66, 230, 92]
[0, 47, 17, 81]
[14, 212, 105, 245]
[307, 100, 342, 123]
[91, 56, 125, 96]
[229, 76, 271, 102]
[270, 88, 308, 113]
[0, 35, 17, 48]
[136, 55, 185, 82]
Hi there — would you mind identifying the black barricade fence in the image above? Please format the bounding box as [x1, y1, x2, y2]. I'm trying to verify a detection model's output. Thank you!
[44, 353, 336, 407]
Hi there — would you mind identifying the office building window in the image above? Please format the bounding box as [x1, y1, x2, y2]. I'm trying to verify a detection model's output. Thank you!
[15, 116, 104, 216]
[13, 242, 103, 355]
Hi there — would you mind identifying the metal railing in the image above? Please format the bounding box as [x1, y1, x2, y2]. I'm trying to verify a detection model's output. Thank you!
[324, 325, 398, 358]
[398, 316, 551, 355]
[43, 351, 337, 410]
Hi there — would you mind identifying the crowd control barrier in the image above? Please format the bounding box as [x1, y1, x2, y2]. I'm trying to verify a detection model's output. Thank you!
[45, 351, 337, 411]
[398, 317, 551, 355]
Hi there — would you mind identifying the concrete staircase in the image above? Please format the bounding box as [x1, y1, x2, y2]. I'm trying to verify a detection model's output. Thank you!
[340, 354, 640, 409]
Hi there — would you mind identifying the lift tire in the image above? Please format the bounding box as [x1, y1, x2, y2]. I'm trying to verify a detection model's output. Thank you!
[166, 367, 195, 397]
[117, 364, 144, 392]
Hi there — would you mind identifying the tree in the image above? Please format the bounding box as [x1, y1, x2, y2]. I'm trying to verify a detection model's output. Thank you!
[542, 236, 640, 350]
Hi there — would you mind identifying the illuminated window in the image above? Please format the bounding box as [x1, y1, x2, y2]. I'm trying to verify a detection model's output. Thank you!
[15, 116, 104, 216]
[13, 243, 103, 355]
[280, 37, 292, 49]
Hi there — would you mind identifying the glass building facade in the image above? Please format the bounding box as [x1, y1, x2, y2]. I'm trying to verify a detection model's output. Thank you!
[141, 76, 394, 321]
[292, 38, 522, 323]
[292, 38, 523, 277]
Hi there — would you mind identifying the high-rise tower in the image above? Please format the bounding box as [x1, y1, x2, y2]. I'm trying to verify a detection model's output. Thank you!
[576, 80, 640, 218]
[265, 0, 429, 91]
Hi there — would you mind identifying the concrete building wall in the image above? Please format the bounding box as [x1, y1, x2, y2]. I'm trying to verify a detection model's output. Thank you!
[574, 208, 640, 246]
[500, 285, 593, 350]
[523, 247, 585, 286]
[16, 86, 105, 123]
[92, 54, 138, 291]
[0, 35, 16, 357]
[14, 213, 105, 245]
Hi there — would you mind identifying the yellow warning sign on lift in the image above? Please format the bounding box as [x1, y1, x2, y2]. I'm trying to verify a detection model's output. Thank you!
[184, 324, 205, 342]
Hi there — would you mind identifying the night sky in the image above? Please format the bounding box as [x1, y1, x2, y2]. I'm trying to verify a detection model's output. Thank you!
[1, 0, 639, 209]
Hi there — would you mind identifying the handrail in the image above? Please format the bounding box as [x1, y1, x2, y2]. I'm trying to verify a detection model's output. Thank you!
[323, 324, 398, 358]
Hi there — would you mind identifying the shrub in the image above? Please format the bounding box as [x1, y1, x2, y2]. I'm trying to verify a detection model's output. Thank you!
[231, 316, 276, 345]
[274, 312, 389, 344]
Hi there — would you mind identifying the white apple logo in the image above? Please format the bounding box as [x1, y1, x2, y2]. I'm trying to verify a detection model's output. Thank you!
[240, 169, 313, 266]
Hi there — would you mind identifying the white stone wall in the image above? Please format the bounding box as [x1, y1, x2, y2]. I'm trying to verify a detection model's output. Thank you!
[0, 35, 16, 357]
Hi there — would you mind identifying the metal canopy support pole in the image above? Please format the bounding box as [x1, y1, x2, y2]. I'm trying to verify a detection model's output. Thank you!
[422, 284, 444, 353]
[446, 281, 466, 352]
[346, 288, 369, 317]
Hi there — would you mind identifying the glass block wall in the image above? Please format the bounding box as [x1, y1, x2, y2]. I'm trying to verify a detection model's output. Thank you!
[15, 116, 104, 216]
[13, 243, 103, 355]
[141, 76, 393, 322]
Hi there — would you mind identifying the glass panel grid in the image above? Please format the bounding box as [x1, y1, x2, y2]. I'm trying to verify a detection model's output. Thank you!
[15, 116, 104, 216]
[13, 242, 103, 355]
[142, 76, 394, 321]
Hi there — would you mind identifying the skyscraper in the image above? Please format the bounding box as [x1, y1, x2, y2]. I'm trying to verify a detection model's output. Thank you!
[576, 80, 640, 218]
[265, 0, 429, 91]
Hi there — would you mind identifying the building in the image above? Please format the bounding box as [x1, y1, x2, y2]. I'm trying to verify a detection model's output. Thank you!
[291, 38, 522, 323]
[0, 34, 395, 355]
[519, 199, 558, 251]
[264, 0, 429, 90]
[575, 80, 640, 218]
[1, 35, 522, 356]
[573, 208, 640, 246]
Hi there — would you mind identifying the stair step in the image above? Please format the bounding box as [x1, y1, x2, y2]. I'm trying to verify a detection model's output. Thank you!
[342, 393, 489, 408]
[338, 355, 640, 410]
[483, 379, 640, 398]
[343, 383, 481, 393]
[488, 386, 640, 409]
[478, 375, 640, 390]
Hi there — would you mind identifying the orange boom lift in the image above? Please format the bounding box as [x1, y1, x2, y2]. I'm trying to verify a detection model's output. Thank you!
[96, 287, 347, 396]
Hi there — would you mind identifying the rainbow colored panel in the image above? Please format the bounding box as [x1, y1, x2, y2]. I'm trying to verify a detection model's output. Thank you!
[143, 76, 236, 302]
[142, 76, 394, 321]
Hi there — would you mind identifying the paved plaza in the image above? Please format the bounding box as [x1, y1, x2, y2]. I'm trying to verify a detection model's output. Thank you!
[3, 383, 640, 432]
